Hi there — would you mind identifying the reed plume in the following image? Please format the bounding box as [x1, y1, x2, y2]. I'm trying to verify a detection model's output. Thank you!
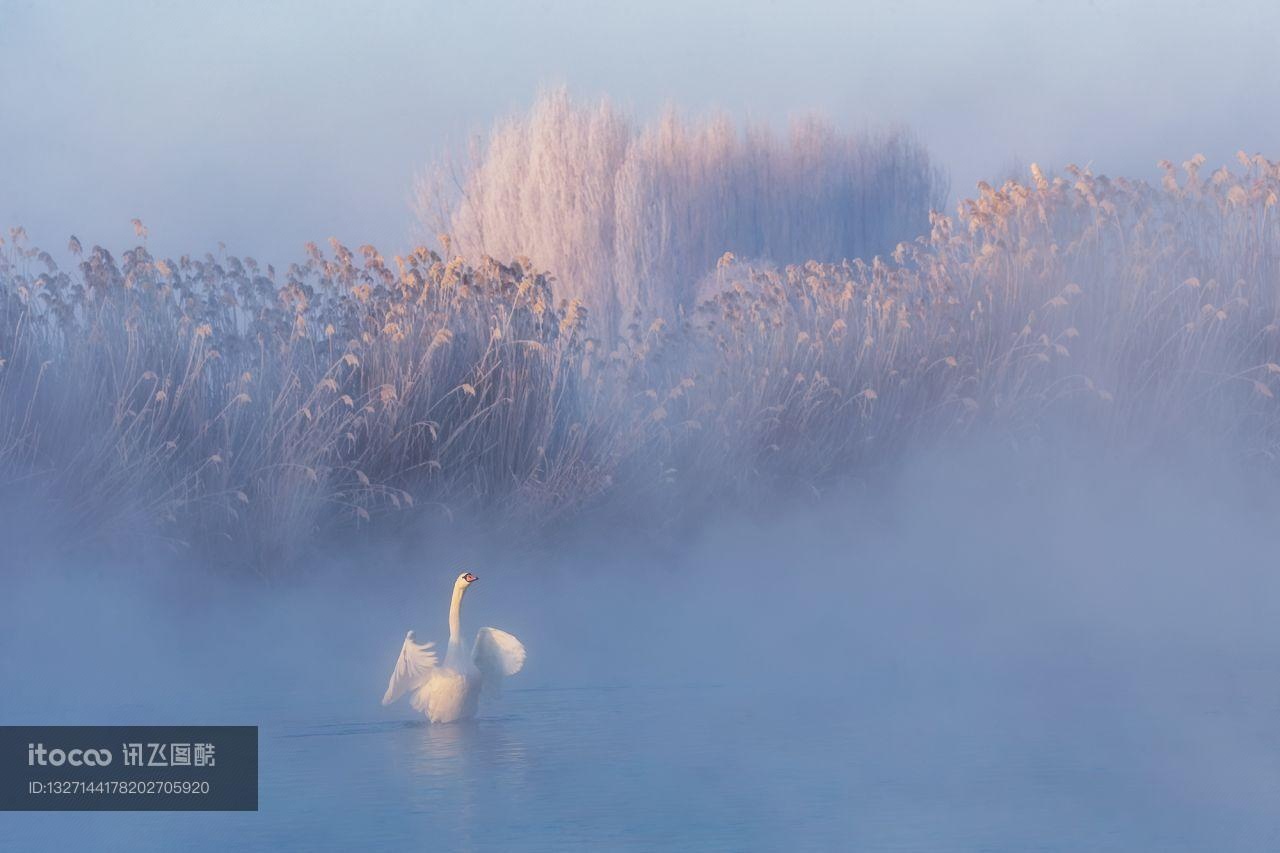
[4, 152, 1280, 571]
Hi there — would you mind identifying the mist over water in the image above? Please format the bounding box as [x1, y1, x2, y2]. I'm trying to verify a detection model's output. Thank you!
[5, 439, 1280, 849]
[5, 1, 1280, 848]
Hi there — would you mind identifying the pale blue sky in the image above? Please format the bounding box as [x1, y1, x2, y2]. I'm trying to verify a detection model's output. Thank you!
[2, 0, 1277, 261]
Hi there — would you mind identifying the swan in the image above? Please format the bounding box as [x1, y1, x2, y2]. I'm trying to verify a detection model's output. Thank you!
[381, 571, 526, 723]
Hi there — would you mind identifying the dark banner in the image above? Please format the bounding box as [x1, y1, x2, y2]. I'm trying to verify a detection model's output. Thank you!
[0, 726, 257, 811]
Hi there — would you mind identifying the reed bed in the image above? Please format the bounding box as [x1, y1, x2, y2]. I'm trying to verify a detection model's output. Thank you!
[4, 153, 1280, 570]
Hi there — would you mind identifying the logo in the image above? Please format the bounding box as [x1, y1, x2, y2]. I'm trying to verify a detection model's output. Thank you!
[27, 743, 113, 767]
[5, 726, 257, 811]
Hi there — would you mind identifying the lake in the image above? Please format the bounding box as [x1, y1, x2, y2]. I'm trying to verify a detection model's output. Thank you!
[6, 660, 1280, 851]
[5, 454, 1280, 850]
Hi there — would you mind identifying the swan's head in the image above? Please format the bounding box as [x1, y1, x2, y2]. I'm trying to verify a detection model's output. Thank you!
[454, 571, 478, 590]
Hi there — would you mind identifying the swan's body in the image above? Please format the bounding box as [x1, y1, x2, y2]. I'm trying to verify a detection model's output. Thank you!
[382, 572, 525, 723]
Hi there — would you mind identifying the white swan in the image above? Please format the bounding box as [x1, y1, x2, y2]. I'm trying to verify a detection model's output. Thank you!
[381, 571, 526, 723]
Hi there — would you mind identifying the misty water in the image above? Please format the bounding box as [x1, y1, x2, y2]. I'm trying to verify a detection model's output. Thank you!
[5, 448, 1280, 850]
[9, 3, 1280, 849]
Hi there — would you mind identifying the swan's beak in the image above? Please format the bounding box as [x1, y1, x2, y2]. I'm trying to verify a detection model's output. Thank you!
[463, 572, 477, 583]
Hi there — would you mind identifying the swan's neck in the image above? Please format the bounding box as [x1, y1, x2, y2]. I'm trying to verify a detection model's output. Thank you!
[448, 584, 467, 647]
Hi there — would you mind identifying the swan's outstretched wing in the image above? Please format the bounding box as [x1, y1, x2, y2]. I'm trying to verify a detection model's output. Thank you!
[382, 631, 438, 705]
[472, 627, 525, 693]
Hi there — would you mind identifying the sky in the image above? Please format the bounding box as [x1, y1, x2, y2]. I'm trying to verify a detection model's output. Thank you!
[2, 0, 1278, 263]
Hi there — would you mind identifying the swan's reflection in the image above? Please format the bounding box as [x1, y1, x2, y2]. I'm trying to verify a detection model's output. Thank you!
[400, 716, 531, 829]
[410, 717, 527, 772]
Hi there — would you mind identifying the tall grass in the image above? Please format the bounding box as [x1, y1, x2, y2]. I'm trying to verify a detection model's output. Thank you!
[5, 152, 1280, 571]
[417, 90, 948, 341]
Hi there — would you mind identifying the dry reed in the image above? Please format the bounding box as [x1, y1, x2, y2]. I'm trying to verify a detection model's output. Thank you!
[4, 152, 1280, 571]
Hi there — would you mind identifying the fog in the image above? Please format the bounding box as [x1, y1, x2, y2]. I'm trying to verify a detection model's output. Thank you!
[5, 440, 1280, 847]
[4, 0, 1279, 261]
[5, 2, 1280, 846]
